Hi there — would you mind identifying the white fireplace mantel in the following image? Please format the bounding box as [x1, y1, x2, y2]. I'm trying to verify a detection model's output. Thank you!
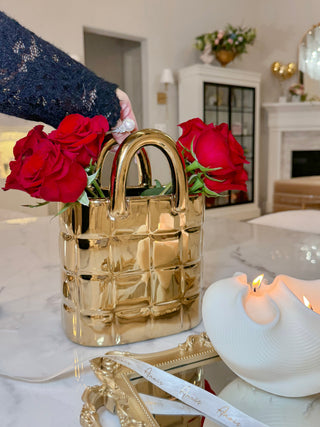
[263, 102, 320, 212]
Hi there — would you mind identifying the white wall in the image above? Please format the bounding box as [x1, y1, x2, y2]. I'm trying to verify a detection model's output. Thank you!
[1, 0, 320, 213]
[84, 33, 126, 88]
[1, 0, 309, 136]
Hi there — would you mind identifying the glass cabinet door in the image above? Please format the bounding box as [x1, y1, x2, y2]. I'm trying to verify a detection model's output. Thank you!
[203, 82, 255, 209]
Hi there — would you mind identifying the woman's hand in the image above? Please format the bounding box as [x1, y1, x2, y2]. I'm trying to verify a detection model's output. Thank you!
[113, 88, 138, 143]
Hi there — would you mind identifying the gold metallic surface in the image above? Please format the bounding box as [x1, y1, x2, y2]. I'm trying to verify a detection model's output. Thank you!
[271, 61, 297, 80]
[215, 50, 236, 66]
[96, 138, 152, 190]
[80, 333, 219, 427]
[157, 92, 167, 104]
[110, 129, 188, 217]
[60, 130, 204, 346]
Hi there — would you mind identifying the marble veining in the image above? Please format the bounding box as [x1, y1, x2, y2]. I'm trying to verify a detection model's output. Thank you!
[0, 214, 319, 426]
[204, 378, 320, 427]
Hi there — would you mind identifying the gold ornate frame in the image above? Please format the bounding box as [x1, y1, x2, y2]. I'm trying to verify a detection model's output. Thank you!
[80, 333, 219, 426]
[299, 22, 320, 45]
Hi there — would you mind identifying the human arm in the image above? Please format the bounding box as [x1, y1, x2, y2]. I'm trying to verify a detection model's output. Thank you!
[113, 88, 138, 143]
[0, 11, 124, 129]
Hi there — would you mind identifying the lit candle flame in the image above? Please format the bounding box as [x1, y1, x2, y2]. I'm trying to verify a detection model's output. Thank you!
[303, 295, 314, 311]
[252, 274, 264, 292]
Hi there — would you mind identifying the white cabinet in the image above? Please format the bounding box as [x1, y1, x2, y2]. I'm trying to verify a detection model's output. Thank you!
[178, 64, 261, 220]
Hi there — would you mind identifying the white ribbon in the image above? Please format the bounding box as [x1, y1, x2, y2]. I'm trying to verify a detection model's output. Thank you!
[140, 393, 201, 416]
[107, 354, 268, 427]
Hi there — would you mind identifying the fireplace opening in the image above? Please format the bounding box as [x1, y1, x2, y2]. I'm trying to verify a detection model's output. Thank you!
[292, 151, 320, 177]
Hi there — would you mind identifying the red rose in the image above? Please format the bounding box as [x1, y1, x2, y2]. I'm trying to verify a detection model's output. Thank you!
[194, 128, 237, 175]
[3, 126, 87, 203]
[49, 114, 109, 167]
[204, 166, 248, 192]
[177, 118, 213, 162]
[215, 123, 248, 167]
[177, 118, 249, 194]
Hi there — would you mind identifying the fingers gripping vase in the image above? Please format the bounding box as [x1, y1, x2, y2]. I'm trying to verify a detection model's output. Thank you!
[60, 129, 204, 346]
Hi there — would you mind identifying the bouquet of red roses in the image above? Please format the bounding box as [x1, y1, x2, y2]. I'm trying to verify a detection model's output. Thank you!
[3, 115, 248, 207]
[3, 114, 108, 208]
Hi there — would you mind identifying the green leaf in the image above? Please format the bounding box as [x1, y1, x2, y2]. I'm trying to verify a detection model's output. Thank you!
[87, 169, 100, 186]
[140, 186, 166, 196]
[190, 136, 199, 161]
[190, 177, 204, 193]
[202, 166, 223, 172]
[86, 186, 98, 198]
[188, 172, 204, 184]
[140, 182, 172, 196]
[188, 173, 199, 184]
[91, 179, 105, 198]
[53, 203, 73, 217]
[77, 191, 90, 206]
[203, 186, 222, 197]
[159, 183, 172, 195]
[204, 174, 225, 183]
[177, 139, 192, 153]
[85, 159, 97, 174]
[185, 160, 200, 172]
[22, 201, 50, 208]
[185, 160, 223, 174]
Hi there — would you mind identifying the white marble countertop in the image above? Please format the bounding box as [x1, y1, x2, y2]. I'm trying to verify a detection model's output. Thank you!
[1, 213, 320, 426]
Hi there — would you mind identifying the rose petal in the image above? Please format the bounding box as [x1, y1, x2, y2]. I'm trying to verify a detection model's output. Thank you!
[49, 114, 109, 167]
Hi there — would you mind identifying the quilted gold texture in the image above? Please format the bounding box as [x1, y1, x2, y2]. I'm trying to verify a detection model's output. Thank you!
[60, 195, 203, 346]
[60, 129, 204, 346]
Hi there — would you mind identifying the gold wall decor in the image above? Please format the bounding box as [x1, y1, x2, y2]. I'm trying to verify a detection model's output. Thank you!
[80, 333, 219, 427]
[60, 130, 204, 346]
[271, 61, 297, 81]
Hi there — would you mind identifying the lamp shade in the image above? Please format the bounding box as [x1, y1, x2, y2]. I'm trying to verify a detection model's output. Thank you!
[160, 68, 174, 85]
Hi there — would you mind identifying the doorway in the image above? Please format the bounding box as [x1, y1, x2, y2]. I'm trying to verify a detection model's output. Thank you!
[84, 30, 144, 128]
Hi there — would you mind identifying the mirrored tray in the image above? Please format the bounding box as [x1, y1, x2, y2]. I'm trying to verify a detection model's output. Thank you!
[80, 333, 219, 427]
[80, 331, 320, 427]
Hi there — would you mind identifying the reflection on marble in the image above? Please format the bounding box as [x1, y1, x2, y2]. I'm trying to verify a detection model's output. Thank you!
[204, 378, 320, 427]
[0, 367, 121, 427]
[248, 209, 320, 234]
[1, 214, 320, 426]
[203, 216, 320, 287]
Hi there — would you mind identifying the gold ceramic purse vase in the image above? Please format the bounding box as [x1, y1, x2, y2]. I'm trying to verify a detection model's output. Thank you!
[60, 129, 204, 346]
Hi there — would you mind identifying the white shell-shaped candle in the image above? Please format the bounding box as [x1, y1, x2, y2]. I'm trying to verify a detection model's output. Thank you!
[202, 273, 320, 397]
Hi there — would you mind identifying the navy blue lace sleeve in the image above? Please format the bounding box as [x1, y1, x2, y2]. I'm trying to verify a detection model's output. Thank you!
[0, 11, 121, 128]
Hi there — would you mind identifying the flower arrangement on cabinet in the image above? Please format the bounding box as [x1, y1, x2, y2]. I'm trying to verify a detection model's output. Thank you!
[195, 24, 256, 66]
[2, 115, 248, 211]
[288, 83, 307, 102]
